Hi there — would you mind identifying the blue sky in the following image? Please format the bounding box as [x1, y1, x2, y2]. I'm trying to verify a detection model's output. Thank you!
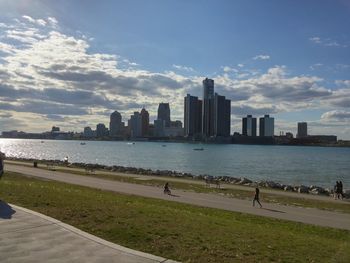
[0, 0, 350, 138]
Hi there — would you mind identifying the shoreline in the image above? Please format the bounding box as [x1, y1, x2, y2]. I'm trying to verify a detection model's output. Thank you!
[5, 157, 349, 199]
[1, 137, 350, 148]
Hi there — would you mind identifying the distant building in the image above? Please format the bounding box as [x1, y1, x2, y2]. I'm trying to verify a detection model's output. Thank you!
[96, 123, 108, 138]
[140, 108, 149, 137]
[242, 115, 257, 136]
[157, 103, 171, 127]
[109, 111, 122, 137]
[171, 120, 183, 128]
[297, 122, 308, 138]
[184, 94, 202, 137]
[83, 126, 94, 138]
[164, 126, 184, 137]
[154, 119, 165, 137]
[128, 112, 142, 138]
[213, 93, 231, 137]
[51, 126, 60, 132]
[259, 115, 274, 137]
[202, 78, 215, 136]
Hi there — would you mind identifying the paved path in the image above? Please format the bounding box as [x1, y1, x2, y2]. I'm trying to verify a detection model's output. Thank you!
[5, 160, 347, 203]
[0, 201, 178, 263]
[6, 164, 350, 230]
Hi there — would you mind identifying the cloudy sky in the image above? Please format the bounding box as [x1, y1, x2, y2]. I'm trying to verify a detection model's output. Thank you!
[0, 0, 350, 139]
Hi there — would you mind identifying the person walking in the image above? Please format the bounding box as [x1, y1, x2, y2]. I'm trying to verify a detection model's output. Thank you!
[164, 182, 171, 195]
[339, 181, 344, 200]
[253, 187, 262, 208]
[0, 151, 5, 179]
[334, 181, 339, 200]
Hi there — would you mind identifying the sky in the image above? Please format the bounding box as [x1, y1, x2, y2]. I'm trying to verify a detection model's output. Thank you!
[0, 0, 350, 139]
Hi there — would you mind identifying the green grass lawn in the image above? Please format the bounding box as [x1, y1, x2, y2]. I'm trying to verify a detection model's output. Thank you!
[1, 172, 349, 263]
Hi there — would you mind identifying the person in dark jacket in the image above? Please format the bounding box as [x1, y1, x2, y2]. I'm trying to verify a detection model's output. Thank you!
[253, 187, 262, 208]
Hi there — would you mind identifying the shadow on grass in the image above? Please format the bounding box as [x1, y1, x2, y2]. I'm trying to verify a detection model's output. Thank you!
[0, 201, 16, 219]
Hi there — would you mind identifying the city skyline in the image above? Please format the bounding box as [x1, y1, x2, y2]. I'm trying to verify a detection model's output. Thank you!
[0, 1, 350, 139]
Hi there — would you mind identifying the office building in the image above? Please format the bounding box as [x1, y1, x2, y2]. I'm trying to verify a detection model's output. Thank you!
[202, 78, 215, 136]
[242, 115, 257, 136]
[83, 126, 94, 138]
[184, 94, 202, 137]
[157, 103, 171, 127]
[96, 123, 108, 137]
[109, 111, 122, 137]
[259, 115, 274, 137]
[128, 112, 142, 138]
[140, 108, 149, 137]
[297, 122, 308, 138]
[154, 119, 165, 137]
[213, 93, 231, 136]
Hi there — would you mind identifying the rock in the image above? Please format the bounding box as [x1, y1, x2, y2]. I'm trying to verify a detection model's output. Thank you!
[297, 185, 309, 194]
[284, 185, 293, 191]
[238, 177, 252, 185]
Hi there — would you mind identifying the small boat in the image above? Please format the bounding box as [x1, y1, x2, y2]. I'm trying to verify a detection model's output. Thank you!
[193, 148, 204, 151]
[40, 141, 44, 143]
[80, 142, 86, 145]
[162, 145, 167, 147]
[127, 142, 135, 145]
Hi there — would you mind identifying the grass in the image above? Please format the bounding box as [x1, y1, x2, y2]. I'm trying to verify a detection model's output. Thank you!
[1, 171, 350, 263]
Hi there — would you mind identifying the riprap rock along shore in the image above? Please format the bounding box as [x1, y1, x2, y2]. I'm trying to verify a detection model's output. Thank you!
[8, 157, 349, 198]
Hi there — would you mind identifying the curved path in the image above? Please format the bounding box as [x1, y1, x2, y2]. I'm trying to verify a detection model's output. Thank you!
[0, 202, 178, 263]
[6, 164, 350, 230]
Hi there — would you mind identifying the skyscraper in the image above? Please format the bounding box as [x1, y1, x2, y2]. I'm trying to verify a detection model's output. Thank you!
[157, 103, 171, 127]
[297, 122, 307, 138]
[202, 78, 215, 136]
[128, 112, 142, 138]
[242, 115, 257, 136]
[259, 115, 274, 137]
[140, 108, 149, 137]
[96, 123, 108, 137]
[213, 93, 231, 136]
[109, 111, 122, 137]
[184, 94, 202, 137]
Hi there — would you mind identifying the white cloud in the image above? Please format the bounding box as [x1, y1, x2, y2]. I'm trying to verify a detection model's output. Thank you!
[321, 110, 350, 121]
[221, 66, 238, 73]
[253, 54, 270, 60]
[309, 36, 347, 48]
[172, 64, 195, 72]
[22, 15, 47, 27]
[309, 63, 323, 70]
[335, 80, 350, 88]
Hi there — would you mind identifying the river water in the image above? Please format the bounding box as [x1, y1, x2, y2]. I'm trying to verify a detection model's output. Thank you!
[0, 138, 349, 188]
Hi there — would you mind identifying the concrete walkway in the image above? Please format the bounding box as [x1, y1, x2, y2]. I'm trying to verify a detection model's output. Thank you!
[0, 201, 178, 263]
[6, 164, 350, 230]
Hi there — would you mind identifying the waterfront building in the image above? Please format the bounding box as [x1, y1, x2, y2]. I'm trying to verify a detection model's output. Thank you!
[202, 78, 215, 136]
[157, 103, 171, 127]
[51, 126, 60, 132]
[128, 112, 142, 138]
[83, 126, 94, 138]
[140, 108, 149, 137]
[242, 115, 257, 136]
[109, 111, 122, 137]
[154, 119, 165, 137]
[213, 93, 231, 137]
[184, 94, 202, 137]
[171, 120, 183, 128]
[259, 115, 274, 137]
[297, 122, 308, 138]
[96, 123, 108, 138]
